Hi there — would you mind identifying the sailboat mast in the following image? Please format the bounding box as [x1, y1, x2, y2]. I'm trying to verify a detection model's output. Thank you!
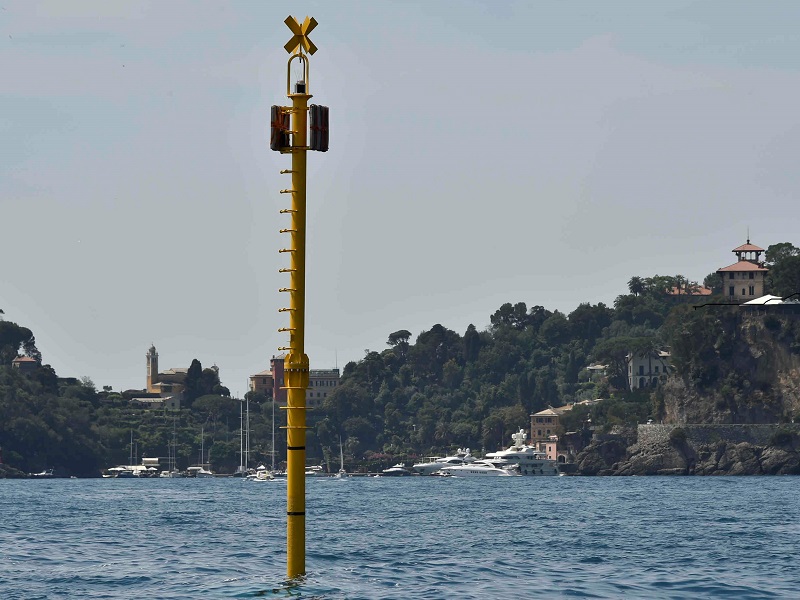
[239, 397, 244, 473]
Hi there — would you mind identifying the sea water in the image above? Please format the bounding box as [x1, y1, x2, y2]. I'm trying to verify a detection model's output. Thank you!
[1, 476, 799, 599]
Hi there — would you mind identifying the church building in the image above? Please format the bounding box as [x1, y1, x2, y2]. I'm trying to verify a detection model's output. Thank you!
[146, 345, 189, 396]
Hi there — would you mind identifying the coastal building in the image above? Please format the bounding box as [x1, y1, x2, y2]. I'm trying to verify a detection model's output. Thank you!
[11, 356, 40, 373]
[585, 364, 607, 380]
[530, 408, 560, 443]
[249, 355, 340, 408]
[530, 407, 577, 462]
[716, 239, 769, 303]
[627, 350, 671, 390]
[129, 396, 181, 410]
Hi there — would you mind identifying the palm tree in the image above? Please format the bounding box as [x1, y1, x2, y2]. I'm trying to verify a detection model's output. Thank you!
[628, 277, 645, 296]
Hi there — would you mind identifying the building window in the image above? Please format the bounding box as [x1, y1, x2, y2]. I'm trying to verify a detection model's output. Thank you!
[742, 288, 746, 296]
[749, 285, 754, 296]
[749, 272, 754, 280]
[638, 365, 644, 375]
[729, 272, 734, 280]
[654, 366, 659, 374]
[729, 286, 734, 296]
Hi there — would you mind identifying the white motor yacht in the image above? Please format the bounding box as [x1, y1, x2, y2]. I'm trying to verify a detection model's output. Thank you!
[381, 463, 412, 476]
[411, 448, 476, 475]
[485, 429, 560, 476]
[305, 465, 326, 477]
[438, 459, 520, 477]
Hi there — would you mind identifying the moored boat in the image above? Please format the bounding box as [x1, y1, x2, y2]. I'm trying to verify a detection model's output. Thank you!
[30, 468, 54, 478]
[485, 429, 559, 476]
[438, 458, 520, 477]
[187, 466, 215, 478]
[412, 448, 476, 475]
[246, 465, 274, 481]
[381, 463, 412, 477]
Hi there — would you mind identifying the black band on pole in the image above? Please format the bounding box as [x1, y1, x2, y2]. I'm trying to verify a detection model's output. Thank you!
[287, 511, 306, 516]
[287, 446, 306, 451]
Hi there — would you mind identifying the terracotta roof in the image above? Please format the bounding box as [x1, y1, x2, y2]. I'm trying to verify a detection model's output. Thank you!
[12, 356, 38, 363]
[733, 242, 764, 252]
[717, 261, 768, 272]
[160, 368, 188, 375]
[532, 408, 560, 417]
[667, 286, 713, 296]
[251, 370, 272, 377]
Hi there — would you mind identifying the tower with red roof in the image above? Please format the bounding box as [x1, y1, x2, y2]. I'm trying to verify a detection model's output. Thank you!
[716, 239, 769, 303]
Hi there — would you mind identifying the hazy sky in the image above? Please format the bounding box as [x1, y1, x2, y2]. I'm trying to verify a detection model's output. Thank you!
[3, 1, 800, 394]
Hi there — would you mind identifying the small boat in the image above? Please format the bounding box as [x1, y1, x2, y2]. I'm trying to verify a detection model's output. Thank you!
[107, 466, 136, 478]
[189, 428, 215, 478]
[334, 437, 347, 478]
[305, 465, 325, 477]
[187, 466, 215, 478]
[381, 463, 412, 477]
[246, 465, 273, 481]
[30, 468, 54, 478]
[159, 469, 184, 478]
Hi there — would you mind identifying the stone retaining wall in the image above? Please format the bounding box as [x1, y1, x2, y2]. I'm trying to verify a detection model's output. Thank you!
[637, 423, 800, 447]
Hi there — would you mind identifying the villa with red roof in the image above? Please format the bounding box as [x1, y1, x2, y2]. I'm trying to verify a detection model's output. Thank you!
[716, 239, 769, 303]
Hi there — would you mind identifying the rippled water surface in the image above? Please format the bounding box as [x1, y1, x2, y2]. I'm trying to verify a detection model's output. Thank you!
[1, 476, 799, 599]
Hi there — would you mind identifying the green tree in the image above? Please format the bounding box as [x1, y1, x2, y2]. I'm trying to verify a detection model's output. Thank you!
[0, 321, 41, 364]
[183, 359, 204, 406]
[703, 272, 723, 295]
[765, 243, 800, 297]
[765, 242, 800, 265]
[464, 324, 481, 363]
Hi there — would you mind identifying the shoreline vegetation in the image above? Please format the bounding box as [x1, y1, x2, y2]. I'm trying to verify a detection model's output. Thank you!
[3, 242, 800, 478]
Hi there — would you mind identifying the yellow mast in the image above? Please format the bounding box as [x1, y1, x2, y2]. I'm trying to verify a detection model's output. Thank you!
[277, 15, 318, 579]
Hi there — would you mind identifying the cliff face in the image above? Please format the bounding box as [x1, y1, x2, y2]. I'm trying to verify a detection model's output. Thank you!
[575, 313, 800, 475]
[662, 314, 800, 425]
[578, 424, 800, 475]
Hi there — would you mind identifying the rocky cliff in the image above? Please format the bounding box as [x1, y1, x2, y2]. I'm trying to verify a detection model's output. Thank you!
[575, 312, 800, 475]
[577, 426, 800, 476]
[663, 313, 800, 423]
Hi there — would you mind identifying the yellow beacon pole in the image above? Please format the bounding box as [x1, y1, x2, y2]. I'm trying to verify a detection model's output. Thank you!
[272, 15, 326, 579]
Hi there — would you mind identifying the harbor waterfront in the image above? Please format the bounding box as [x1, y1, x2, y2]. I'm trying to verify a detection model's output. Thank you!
[2, 477, 799, 599]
